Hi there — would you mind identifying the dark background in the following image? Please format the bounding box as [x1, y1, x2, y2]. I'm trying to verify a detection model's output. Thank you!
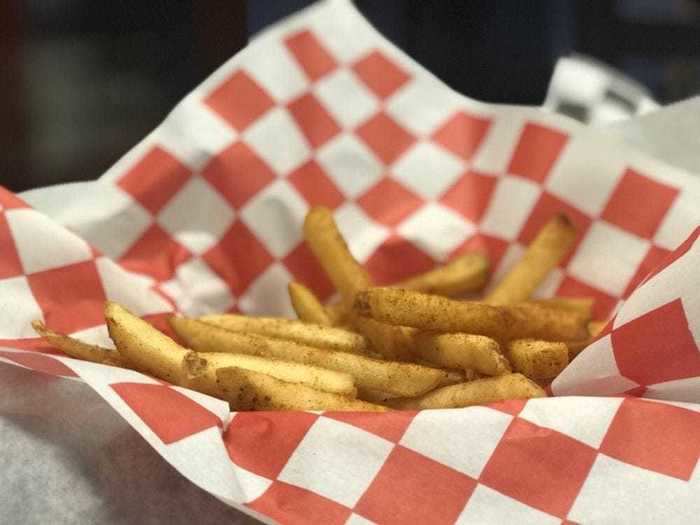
[2, 0, 699, 192]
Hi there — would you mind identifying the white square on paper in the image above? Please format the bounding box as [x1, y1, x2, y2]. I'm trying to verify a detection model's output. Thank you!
[237, 263, 295, 317]
[568, 455, 700, 524]
[392, 141, 465, 199]
[242, 107, 311, 176]
[6, 209, 93, 275]
[314, 69, 379, 129]
[469, 110, 525, 175]
[400, 407, 513, 478]
[653, 191, 700, 250]
[71, 324, 114, 349]
[95, 257, 172, 316]
[456, 484, 560, 525]
[306, 3, 376, 63]
[479, 175, 540, 241]
[160, 257, 234, 316]
[316, 134, 384, 199]
[278, 416, 393, 507]
[545, 139, 626, 217]
[158, 177, 235, 255]
[644, 377, 700, 404]
[519, 397, 623, 448]
[158, 96, 236, 171]
[240, 179, 308, 258]
[334, 203, 389, 263]
[568, 221, 649, 296]
[385, 76, 464, 137]
[397, 203, 474, 261]
[532, 267, 565, 299]
[0, 276, 44, 338]
[240, 41, 308, 103]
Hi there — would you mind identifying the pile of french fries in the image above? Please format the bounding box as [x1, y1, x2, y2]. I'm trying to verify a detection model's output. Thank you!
[33, 207, 605, 412]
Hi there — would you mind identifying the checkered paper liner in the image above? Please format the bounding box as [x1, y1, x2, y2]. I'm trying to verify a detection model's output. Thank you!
[1, 0, 699, 523]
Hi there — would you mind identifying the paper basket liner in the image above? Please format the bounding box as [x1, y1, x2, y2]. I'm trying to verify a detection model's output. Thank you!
[1, 0, 698, 523]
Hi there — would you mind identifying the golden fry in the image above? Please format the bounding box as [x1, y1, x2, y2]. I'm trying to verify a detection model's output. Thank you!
[412, 332, 511, 376]
[303, 206, 371, 310]
[506, 339, 569, 380]
[350, 315, 416, 361]
[486, 214, 576, 304]
[216, 367, 385, 411]
[389, 373, 546, 410]
[105, 302, 206, 386]
[32, 320, 123, 366]
[396, 253, 490, 296]
[288, 282, 332, 326]
[170, 316, 446, 397]
[523, 297, 593, 321]
[199, 314, 369, 355]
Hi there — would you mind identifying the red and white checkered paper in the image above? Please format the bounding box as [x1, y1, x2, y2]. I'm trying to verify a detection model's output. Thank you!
[2, 0, 699, 523]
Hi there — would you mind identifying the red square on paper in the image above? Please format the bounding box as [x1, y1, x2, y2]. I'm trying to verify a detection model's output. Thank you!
[358, 178, 424, 227]
[452, 233, 510, 271]
[356, 113, 416, 165]
[507, 123, 568, 183]
[282, 243, 335, 301]
[556, 276, 618, 321]
[365, 235, 435, 285]
[27, 260, 106, 334]
[117, 147, 192, 215]
[224, 411, 318, 479]
[205, 70, 275, 132]
[285, 30, 337, 82]
[203, 220, 274, 296]
[440, 170, 497, 223]
[112, 382, 221, 444]
[0, 351, 78, 378]
[355, 445, 477, 525]
[324, 410, 417, 443]
[623, 244, 672, 297]
[288, 93, 341, 149]
[432, 111, 492, 161]
[601, 169, 678, 239]
[0, 188, 29, 209]
[0, 212, 24, 279]
[352, 50, 410, 100]
[611, 299, 700, 386]
[600, 398, 700, 480]
[480, 418, 597, 518]
[119, 224, 191, 283]
[249, 480, 350, 525]
[202, 142, 275, 209]
[288, 160, 345, 210]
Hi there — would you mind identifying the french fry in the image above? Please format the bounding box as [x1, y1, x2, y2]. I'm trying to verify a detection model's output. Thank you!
[396, 253, 490, 296]
[588, 320, 607, 337]
[32, 321, 123, 366]
[170, 316, 446, 397]
[288, 282, 332, 326]
[354, 288, 588, 341]
[325, 302, 347, 326]
[303, 206, 371, 310]
[105, 302, 206, 386]
[389, 373, 546, 410]
[485, 214, 576, 304]
[350, 315, 416, 361]
[356, 388, 400, 405]
[216, 367, 385, 412]
[412, 332, 511, 376]
[198, 314, 369, 355]
[195, 352, 356, 397]
[523, 297, 594, 320]
[565, 339, 591, 359]
[506, 339, 569, 380]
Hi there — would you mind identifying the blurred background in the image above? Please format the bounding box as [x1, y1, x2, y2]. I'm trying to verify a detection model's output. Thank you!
[1, 0, 699, 192]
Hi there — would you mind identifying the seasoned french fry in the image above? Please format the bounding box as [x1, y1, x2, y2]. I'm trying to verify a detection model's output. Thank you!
[216, 367, 385, 411]
[303, 206, 371, 310]
[588, 320, 607, 337]
[486, 214, 577, 305]
[32, 321, 123, 366]
[523, 297, 594, 320]
[199, 314, 369, 355]
[506, 339, 569, 379]
[565, 339, 591, 359]
[356, 388, 400, 404]
[396, 253, 490, 296]
[288, 282, 332, 326]
[325, 302, 347, 326]
[389, 373, 546, 410]
[170, 316, 446, 397]
[350, 315, 416, 361]
[105, 302, 206, 385]
[354, 288, 588, 341]
[194, 352, 356, 397]
[412, 332, 511, 376]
